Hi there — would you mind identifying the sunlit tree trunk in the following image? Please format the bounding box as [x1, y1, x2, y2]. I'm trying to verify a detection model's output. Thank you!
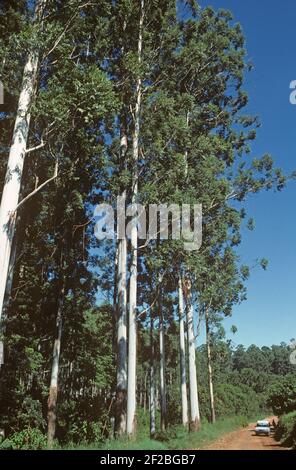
[178, 274, 188, 427]
[112, 245, 118, 354]
[115, 123, 128, 436]
[159, 287, 167, 431]
[205, 306, 216, 423]
[0, 0, 46, 338]
[185, 279, 200, 431]
[143, 371, 147, 413]
[126, 0, 144, 437]
[47, 279, 65, 448]
[149, 314, 156, 438]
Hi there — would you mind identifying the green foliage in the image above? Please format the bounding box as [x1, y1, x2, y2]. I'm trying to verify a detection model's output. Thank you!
[275, 411, 296, 448]
[196, 341, 293, 420]
[267, 374, 296, 415]
[0, 428, 46, 450]
[215, 383, 260, 417]
[0, 0, 293, 450]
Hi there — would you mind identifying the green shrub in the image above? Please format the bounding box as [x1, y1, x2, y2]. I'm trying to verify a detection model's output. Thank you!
[275, 411, 296, 447]
[0, 428, 47, 450]
[154, 426, 179, 442]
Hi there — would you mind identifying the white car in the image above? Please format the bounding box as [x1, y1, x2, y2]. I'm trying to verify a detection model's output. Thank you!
[255, 420, 271, 436]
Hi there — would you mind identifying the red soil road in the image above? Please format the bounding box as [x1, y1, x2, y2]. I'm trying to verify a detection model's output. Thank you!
[200, 417, 289, 451]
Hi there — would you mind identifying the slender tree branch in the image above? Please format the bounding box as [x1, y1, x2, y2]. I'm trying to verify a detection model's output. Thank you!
[44, 2, 93, 58]
[25, 140, 46, 154]
[14, 161, 58, 213]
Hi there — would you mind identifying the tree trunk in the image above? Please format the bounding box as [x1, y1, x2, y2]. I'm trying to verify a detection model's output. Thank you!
[185, 279, 200, 431]
[149, 314, 156, 438]
[178, 274, 188, 427]
[155, 387, 159, 410]
[114, 127, 128, 436]
[159, 287, 167, 431]
[139, 380, 143, 408]
[126, 0, 144, 437]
[0, 0, 45, 327]
[205, 306, 216, 423]
[47, 281, 65, 448]
[143, 372, 147, 413]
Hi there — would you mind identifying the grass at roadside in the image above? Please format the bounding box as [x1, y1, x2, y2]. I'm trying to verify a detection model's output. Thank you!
[69, 415, 256, 451]
[49, 411, 269, 450]
[167, 415, 250, 450]
[0, 414, 261, 450]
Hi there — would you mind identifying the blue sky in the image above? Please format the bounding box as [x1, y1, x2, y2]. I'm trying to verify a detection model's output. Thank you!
[198, 0, 296, 347]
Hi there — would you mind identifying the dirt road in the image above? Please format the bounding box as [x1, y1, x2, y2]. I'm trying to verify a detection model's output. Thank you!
[201, 417, 288, 451]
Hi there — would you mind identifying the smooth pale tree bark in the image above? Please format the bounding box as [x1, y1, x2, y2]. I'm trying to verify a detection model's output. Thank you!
[115, 152, 127, 435]
[176, 112, 190, 426]
[139, 380, 143, 407]
[178, 274, 188, 427]
[126, 0, 144, 437]
[115, 20, 128, 436]
[143, 371, 147, 413]
[149, 314, 156, 438]
[112, 245, 119, 358]
[47, 279, 65, 448]
[159, 286, 167, 431]
[184, 279, 200, 431]
[0, 0, 46, 331]
[205, 306, 216, 423]
[115, 237, 127, 434]
[155, 387, 159, 411]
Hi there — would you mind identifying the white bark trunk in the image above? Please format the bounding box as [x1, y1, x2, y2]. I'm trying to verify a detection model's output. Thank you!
[159, 294, 167, 431]
[205, 307, 216, 423]
[143, 371, 147, 413]
[178, 274, 188, 427]
[186, 280, 200, 431]
[126, 0, 144, 437]
[0, 0, 45, 327]
[115, 223, 127, 434]
[150, 316, 156, 437]
[47, 283, 64, 448]
[115, 12, 128, 433]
